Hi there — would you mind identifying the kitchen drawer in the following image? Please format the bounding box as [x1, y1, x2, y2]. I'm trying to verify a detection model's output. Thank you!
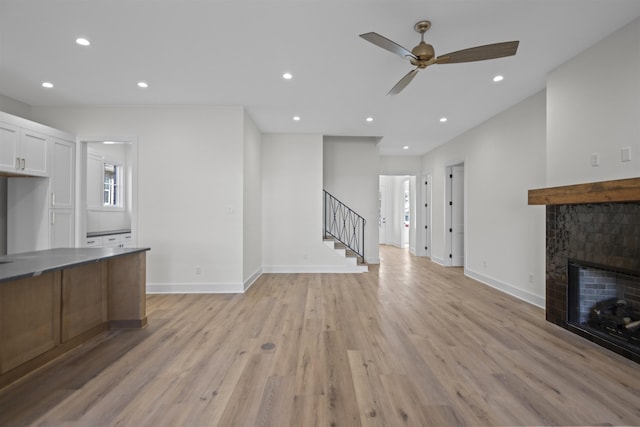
[84, 236, 103, 247]
[121, 233, 133, 247]
[102, 235, 121, 247]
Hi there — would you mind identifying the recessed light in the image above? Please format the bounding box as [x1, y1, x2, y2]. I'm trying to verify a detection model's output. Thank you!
[365, 117, 373, 122]
[493, 75, 504, 82]
[283, 72, 293, 80]
[42, 82, 54, 88]
[293, 116, 301, 121]
[403, 146, 409, 150]
[75, 38, 90, 46]
[439, 117, 447, 123]
[137, 82, 149, 88]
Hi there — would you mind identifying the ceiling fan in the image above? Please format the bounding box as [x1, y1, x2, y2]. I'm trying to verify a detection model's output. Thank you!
[360, 20, 519, 95]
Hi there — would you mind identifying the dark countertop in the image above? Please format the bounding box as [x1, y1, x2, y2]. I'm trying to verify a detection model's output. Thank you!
[86, 229, 132, 238]
[0, 247, 150, 283]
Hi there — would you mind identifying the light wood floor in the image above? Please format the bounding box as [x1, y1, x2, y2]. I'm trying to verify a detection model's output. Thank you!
[1, 245, 640, 426]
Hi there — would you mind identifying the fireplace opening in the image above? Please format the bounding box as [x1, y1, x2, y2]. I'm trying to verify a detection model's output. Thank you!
[568, 260, 640, 356]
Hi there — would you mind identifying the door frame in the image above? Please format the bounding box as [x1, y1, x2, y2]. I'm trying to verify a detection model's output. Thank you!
[76, 136, 139, 248]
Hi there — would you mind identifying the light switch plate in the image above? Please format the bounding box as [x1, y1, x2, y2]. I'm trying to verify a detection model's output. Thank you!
[621, 146, 631, 162]
[591, 152, 600, 167]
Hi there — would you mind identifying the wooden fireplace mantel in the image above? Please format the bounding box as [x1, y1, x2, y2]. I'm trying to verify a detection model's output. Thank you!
[528, 177, 640, 205]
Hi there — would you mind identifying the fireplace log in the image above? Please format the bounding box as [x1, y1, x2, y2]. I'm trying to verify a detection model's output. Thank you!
[625, 320, 640, 331]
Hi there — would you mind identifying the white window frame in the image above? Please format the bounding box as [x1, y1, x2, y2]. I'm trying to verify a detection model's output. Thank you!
[102, 160, 124, 210]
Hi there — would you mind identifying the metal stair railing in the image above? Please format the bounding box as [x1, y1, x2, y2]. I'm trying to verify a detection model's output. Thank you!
[323, 190, 366, 264]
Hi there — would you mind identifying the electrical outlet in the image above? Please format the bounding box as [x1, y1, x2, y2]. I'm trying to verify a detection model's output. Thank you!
[529, 273, 534, 283]
[195, 266, 201, 275]
[591, 152, 600, 167]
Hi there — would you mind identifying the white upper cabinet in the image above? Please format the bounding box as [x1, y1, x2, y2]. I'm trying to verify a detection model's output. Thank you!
[0, 121, 49, 177]
[20, 129, 48, 176]
[0, 122, 20, 172]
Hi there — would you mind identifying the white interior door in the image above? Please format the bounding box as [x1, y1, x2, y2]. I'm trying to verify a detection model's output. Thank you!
[378, 183, 387, 244]
[401, 179, 410, 248]
[423, 174, 431, 258]
[450, 165, 464, 266]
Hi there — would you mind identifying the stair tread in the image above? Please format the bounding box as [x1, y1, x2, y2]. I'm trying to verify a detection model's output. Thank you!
[323, 236, 367, 267]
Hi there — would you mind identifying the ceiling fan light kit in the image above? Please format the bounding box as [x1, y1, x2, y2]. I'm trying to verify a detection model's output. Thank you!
[360, 19, 519, 95]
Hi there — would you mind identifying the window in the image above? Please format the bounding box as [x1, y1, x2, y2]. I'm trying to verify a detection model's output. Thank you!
[103, 162, 123, 207]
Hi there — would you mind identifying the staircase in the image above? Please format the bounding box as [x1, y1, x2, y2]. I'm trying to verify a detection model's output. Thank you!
[323, 190, 368, 272]
[323, 237, 368, 272]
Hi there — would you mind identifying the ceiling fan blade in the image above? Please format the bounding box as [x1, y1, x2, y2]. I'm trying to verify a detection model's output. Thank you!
[387, 69, 420, 96]
[360, 32, 417, 60]
[436, 41, 519, 64]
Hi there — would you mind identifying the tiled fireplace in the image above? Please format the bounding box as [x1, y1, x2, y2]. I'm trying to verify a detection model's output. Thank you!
[529, 178, 640, 363]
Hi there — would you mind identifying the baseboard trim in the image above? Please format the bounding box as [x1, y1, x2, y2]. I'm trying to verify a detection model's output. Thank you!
[147, 282, 246, 294]
[146, 263, 372, 294]
[262, 265, 368, 273]
[465, 268, 545, 309]
[244, 268, 263, 291]
[431, 256, 446, 266]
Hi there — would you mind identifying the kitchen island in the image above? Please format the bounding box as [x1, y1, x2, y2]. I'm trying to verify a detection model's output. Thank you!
[0, 247, 149, 389]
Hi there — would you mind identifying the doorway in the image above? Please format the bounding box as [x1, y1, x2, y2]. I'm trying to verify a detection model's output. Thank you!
[77, 137, 138, 247]
[378, 175, 416, 251]
[445, 164, 464, 267]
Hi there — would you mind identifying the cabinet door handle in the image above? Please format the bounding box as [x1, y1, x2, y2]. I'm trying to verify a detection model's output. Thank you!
[51, 192, 56, 206]
[21, 158, 25, 170]
[16, 157, 20, 170]
[51, 211, 55, 225]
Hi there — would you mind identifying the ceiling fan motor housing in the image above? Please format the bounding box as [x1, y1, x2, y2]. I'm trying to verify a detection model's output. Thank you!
[411, 41, 435, 67]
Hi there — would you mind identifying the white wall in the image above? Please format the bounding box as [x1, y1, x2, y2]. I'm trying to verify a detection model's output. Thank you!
[0, 94, 31, 120]
[263, 133, 358, 272]
[547, 17, 640, 186]
[30, 106, 247, 292]
[379, 156, 422, 176]
[323, 136, 380, 263]
[242, 111, 262, 288]
[422, 91, 547, 307]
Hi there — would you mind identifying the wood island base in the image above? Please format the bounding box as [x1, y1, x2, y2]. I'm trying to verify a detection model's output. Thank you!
[0, 249, 148, 389]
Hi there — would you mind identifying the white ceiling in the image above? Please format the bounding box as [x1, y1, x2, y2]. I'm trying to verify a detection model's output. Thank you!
[2, 0, 640, 155]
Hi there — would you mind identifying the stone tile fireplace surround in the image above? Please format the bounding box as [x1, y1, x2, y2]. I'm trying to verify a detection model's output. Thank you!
[529, 178, 640, 362]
